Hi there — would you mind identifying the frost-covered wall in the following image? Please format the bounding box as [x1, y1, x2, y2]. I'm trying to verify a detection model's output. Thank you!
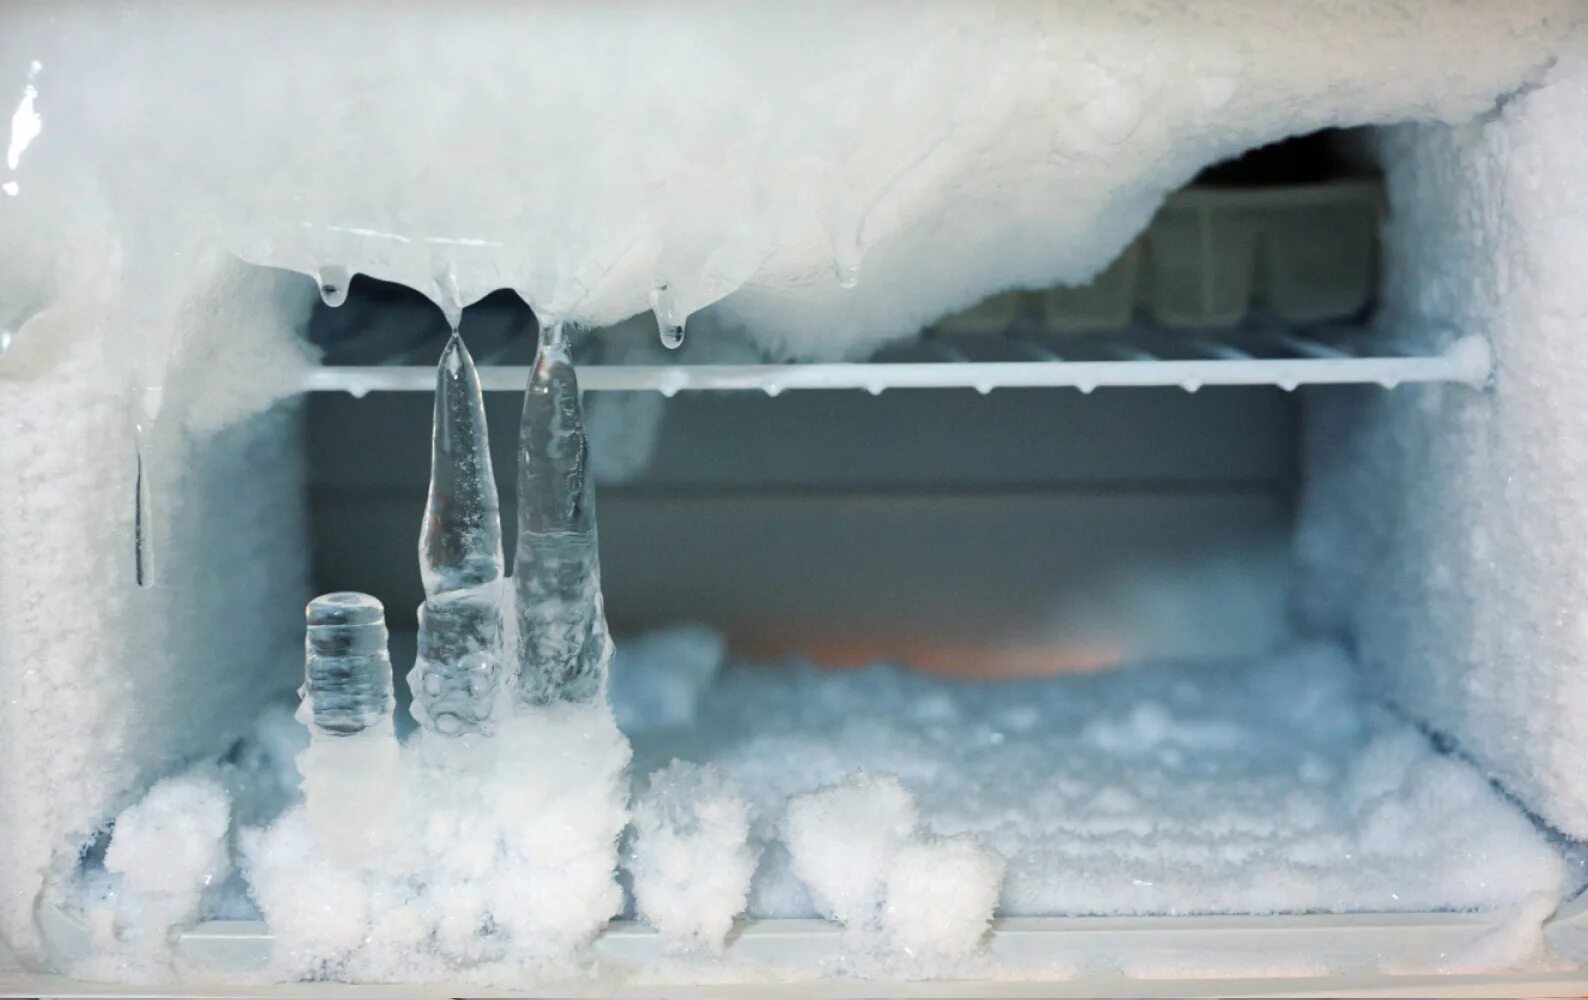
[0, 259, 316, 963]
[1297, 54, 1588, 839]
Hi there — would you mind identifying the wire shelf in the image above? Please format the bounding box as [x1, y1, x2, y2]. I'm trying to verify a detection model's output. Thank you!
[302, 321, 1492, 398]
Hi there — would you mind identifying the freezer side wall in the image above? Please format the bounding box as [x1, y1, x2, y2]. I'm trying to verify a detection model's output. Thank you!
[1296, 52, 1588, 837]
[0, 265, 314, 964]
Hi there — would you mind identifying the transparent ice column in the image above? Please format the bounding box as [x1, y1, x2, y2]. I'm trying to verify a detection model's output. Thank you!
[513, 322, 613, 706]
[410, 331, 505, 736]
[302, 592, 395, 737]
[300, 592, 401, 864]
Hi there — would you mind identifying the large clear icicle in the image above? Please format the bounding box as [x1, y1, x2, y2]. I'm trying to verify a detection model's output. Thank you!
[513, 321, 612, 706]
[301, 592, 395, 737]
[419, 331, 504, 595]
[410, 331, 505, 737]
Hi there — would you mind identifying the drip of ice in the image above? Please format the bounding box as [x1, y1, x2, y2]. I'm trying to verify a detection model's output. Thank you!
[650, 283, 687, 349]
[126, 399, 156, 589]
[411, 331, 505, 737]
[300, 592, 395, 738]
[513, 321, 613, 705]
[418, 332, 503, 596]
[434, 266, 464, 333]
[132, 429, 153, 589]
[830, 220, 863, 289]
[317, 265, 351, 308]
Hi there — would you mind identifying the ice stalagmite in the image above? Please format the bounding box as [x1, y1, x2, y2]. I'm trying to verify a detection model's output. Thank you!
[513, 321, 612, 705]
[410, 331, 505, 736]
[299, 592, 402, 865]
[302, 592, 395, 737]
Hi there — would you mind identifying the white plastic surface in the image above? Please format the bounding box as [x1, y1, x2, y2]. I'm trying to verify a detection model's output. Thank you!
[24, 907, 1588, 998]
[301, 333, 1492, 397]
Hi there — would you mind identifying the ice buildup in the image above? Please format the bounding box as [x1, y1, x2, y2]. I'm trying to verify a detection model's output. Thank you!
[411, 598, 502, 738]
[297, 593, 401, 867]
[419, 332, 504, 597]
[411, 332, 505, 738]
[513, 322, 612, 706]
[300, 593, 395, 738]
[780, 772, 1007, 959]
[628, 761, 757, 953]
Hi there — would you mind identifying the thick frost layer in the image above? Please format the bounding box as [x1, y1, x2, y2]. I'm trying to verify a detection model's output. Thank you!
[627, 761, 757, 954]
[245, 705, 631, 982]
[782, 774, 1005, 960]
[883, 837, 1006, 961]
[1297, 54, 1588, 838]
[783, 774, 921, 929]
[69, 773, 232, 977]
[622, 639, 1566, 919]
[0, 2, 1576, 369]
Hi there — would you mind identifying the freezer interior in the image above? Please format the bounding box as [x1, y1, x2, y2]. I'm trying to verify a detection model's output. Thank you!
[2, 3, 1588, 994]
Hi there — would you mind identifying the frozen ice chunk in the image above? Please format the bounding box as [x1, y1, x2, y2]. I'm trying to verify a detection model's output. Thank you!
[882, 836, 1005, 960]
[300, 592, 395, 738]
[513, 323, 612, 706]
[628, 761, 757, 953]
[420, 331, 503, 597]
[781, 773, 919, 928]
[409, 589, 503, 737]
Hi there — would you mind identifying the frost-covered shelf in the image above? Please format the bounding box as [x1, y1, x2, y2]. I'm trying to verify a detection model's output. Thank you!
[301, 327, 1493, 397]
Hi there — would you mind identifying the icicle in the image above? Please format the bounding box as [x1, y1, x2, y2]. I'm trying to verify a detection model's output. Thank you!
[434, 265, 464, 333]
[419, 332, 503, 595]
[410, 330, 505, 737]
[650, 283, 687, 349]
[127, 400, 157, 589]
[513, 320, 613, 706]
[831, 227, 863, 289]
[317, 265, 351, 307]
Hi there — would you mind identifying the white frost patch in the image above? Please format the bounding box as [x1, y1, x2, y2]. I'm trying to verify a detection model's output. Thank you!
[628, 761, 757, 953]
[104, 774, 231, 898]
[626, 639, 1564, 925]
[783, 773, 1005, 960]
[883, 837, 1005, 961]
[67, 771, 231, 979]
[783, 774, 922, 929]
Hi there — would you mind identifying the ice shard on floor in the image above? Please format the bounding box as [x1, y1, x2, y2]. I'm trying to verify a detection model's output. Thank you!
[410, 331, 505, 736]
[513, 321, 613, 706]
